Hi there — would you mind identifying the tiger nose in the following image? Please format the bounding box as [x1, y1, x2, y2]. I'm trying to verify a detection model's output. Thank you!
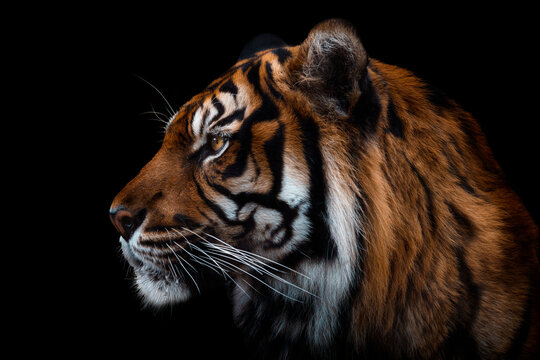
[109, 207, 147, 240]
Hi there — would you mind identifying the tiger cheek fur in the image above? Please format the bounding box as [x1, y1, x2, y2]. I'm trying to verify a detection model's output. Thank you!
[110, 19, 540, 359]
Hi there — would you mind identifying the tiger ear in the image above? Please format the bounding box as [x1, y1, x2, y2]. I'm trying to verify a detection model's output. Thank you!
[239, 33, 288, 61]
[289, 19, 368, 119]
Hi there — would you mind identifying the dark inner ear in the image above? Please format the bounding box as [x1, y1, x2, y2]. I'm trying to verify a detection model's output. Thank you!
[238, 33, 288, 61]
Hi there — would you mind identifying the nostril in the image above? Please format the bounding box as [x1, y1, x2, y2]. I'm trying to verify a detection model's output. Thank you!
[110, 207, 146, 240]
[118, 212, 135, 232]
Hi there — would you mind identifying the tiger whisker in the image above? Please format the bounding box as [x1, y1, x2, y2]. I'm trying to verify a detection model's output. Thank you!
[166, 243, 201, 294]
[199, 230, 312, 280]
[180, 229, 268, 274]
[164, 229, 200, 293]
[203, 245, 319, 299]
[203, 241, 288, 276]
[175, 234, 229, 279]
[241, 278, 261, 295]
[167, 257, 181, 280]
[202, 247, 265, 276]
[135, 74, 176, 117]
[176, 227, 316, 301]
[208, 251, 306, 303]
[144, 105, 171, 134]
[188, 246, 252, 299]
[170, 231, 251, 299]
[186, 234, 315, 299]
[141, 108, 170, 125]
[164, 229, 198, 273]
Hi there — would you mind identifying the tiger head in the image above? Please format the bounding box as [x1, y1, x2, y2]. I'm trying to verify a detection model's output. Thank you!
[110, 19, 367, 306]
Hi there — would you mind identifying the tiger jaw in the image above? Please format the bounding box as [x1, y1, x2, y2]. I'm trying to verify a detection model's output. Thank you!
[120, 237, 192, 306]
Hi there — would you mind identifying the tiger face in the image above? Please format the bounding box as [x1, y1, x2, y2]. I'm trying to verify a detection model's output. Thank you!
[110, 39, 335, 306]
[111, 19, 540, 358]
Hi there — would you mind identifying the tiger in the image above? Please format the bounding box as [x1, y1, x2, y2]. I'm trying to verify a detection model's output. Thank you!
[110, 19, 539, 359]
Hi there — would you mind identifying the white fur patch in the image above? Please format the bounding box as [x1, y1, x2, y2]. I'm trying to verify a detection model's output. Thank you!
[323, 157, 363, 283]
[134, 267, 192, 307]
[192, 107, 204, 138]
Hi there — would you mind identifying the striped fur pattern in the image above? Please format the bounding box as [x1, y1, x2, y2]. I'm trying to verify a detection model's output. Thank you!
[110, 19, 540, 359]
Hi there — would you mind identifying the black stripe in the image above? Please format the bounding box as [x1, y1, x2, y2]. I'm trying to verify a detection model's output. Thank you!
[424, 82, 453, 112]
[207, 179, 291, 221]
[386, 97, 404, 138]
[406, 158, 437, 233]
[291, 113, 337, 261]
[222, 61, 279, 179]
[246, 60, 261, 90]
[404, 232, 426, 303]
[351, 70, 382, 135]
[264, 122, 284, 196]
[222, 124, 252, 179]
[367, 61, 388, 89]
[459, 116, 502, 176]
[442, 247, 481, 358]
[201, 95, 225, 129]
[177, 129, 189, 145]
[458, 177, 479, 197]
[456, 248, 481, 318]
[219, 78, 238, 96]
[240, 57, 256, 74]
[194, 175, 241, 226]
[381, 138, 400, 194]
[206, 177, 298, 249]
[445, 150, 482, 199]
[271, 47, 292, 64]
[197, 208, 217, 226]
[173, 213, 201, 228]
[265, 62, 282, 99]
[149, 191, 163, 203]
[247, 61, 279, 122]
[212, 107, 245, 128]
[446, 201, 476, 242]
[186, 105, 194, 139]
[250, 150, 261, 179]
[505, 297, 533, 359]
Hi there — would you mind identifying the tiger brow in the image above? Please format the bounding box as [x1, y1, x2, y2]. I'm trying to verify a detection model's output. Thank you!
[208, 107, 246, 130]
[204, 96, 225, 128]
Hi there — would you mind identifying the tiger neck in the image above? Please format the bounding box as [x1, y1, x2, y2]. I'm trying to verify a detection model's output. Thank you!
[230, 121, 365, 352]
[231, 257, 359, 355]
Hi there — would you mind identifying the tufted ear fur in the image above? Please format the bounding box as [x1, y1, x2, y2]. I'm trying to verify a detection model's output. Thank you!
[289, 19, 368, 119]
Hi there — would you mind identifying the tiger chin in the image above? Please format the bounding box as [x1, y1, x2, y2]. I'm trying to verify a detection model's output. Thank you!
[110, 19, 539, 359]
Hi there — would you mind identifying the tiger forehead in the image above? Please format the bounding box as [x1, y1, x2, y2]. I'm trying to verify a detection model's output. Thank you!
[189, 55, 287, 136]
[168, 48, 293, 142]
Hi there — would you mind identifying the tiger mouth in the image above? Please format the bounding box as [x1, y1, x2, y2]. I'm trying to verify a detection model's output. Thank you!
[120, 236, 185, 280]
[123, 231, 185, 259]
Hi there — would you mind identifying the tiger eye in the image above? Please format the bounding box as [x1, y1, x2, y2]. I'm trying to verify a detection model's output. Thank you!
[210, 135, 225, 152]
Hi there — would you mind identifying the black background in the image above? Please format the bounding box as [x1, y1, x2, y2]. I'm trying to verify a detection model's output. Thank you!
[21, 3, 538, 358]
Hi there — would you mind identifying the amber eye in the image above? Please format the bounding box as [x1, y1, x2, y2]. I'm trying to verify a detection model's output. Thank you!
[209, 134, 226, 152]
